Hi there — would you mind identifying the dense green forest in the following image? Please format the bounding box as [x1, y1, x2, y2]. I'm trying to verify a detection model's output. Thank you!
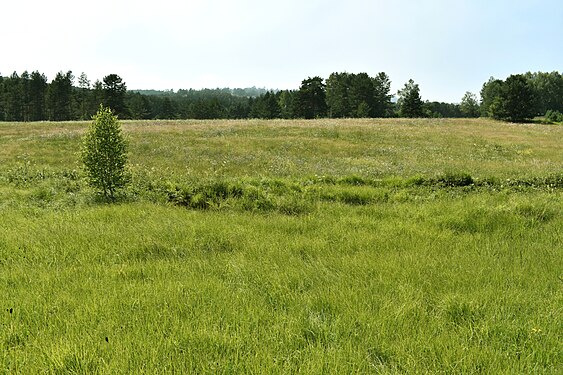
[0, 70, 561, 122]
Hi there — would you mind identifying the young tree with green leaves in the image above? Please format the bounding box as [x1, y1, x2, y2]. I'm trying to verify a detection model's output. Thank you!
[81, 106, 129, 200]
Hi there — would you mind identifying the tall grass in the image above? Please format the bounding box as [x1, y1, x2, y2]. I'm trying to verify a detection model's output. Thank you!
[0, 118, 561, 373]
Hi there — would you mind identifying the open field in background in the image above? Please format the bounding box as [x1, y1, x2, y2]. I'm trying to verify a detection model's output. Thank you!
[0, 118, 562, 373]
[1, 118, 562, 180]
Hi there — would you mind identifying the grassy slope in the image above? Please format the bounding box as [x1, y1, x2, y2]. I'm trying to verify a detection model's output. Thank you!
[1, 118, 562, 179]
[0, 118, 561, 373]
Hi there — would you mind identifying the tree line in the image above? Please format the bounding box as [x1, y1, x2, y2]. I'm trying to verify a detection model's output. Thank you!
[0, 71, 127, 122]
[480, 72, 563, 122]
[0, 70, 561, 122]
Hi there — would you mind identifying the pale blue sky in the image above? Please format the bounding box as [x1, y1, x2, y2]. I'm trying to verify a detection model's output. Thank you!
[2, 0, 562, 102]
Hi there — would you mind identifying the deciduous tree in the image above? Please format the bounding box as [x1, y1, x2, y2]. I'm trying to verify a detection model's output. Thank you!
[490, 74, 536, 122]
[480, 77, 504, 117]
[81, 106, 129, 200]
[460, 91, 480, 117]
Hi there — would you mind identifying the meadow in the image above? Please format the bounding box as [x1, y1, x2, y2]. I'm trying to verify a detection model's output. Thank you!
[0, 118, 561, 373]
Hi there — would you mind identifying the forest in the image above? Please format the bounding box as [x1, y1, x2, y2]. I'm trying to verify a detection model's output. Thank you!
[0, 70, 561, 122]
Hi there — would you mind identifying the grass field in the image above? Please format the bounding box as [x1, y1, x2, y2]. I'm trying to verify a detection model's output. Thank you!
[0, 118, 562, 373]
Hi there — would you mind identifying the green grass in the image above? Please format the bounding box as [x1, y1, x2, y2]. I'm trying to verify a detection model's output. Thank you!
[0, 118, 562, 373]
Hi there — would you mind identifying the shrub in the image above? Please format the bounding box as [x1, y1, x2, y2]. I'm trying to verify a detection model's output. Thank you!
[167, 181, 247, 210]
[544, 110, 563, 123]
[438, 172, 474, 187]
[81, 106, 129, 200]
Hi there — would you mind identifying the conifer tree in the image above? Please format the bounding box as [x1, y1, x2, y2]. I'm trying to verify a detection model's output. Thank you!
[398, 79, 424, 118]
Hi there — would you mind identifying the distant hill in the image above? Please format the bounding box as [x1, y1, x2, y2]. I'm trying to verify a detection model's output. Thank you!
[131, 87, 275, 98]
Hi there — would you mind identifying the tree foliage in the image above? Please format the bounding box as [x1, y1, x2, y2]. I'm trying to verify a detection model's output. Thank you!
[544, 109, 563, 123]
[398, 79, 424, 118]
[372, 72, 393, 117]
[102, 74, 128, 118]
[460, 92, 480, 118]
[1, 69, 560, 122]
[47, 71, 74, 121]
[349, 73, 375, 118]
[250, 91, 281, 119]
[295, 77, 327, 119]
[325, 72, 392, 118]
[278, 90, 297, 119]
[29, 71, 48, 121]
[525, 71, 563, 114]
[483, 74, 536, 122]
[81, 106, 129, 200]
[326, 72, 352, 118]
[3, 72, 24, 121]
[423, 101, 463, 118]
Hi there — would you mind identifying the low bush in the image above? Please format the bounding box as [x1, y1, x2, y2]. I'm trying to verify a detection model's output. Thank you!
[544, 109, 563, 123]
[437, 172, 474, 187]
[166, 180, 245, 210]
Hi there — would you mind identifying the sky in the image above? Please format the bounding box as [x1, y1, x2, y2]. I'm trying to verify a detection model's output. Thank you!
[1, 0, 562, 102]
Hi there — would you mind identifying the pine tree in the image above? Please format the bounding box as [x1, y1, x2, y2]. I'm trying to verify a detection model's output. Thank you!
[296, 77, 327, 119]
[29, 71, 47, 121]
[77, 72, 91, 120]
[398, 79, 424, 118]
[349, 73, 375, 118]
[47, 71, 74, 121]
[326, 72, 352, 118]
[372, 72, 392, 117]
[5, 72, 24, 121]
[102, 74, 128, 118]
